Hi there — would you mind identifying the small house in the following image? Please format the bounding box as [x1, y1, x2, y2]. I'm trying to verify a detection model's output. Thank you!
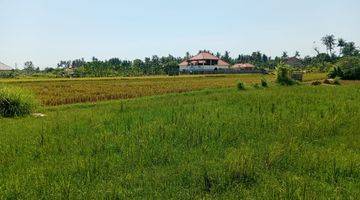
[232, 63, 255, 70]
[179, 51, 230, 73]
[285, 57, 303, 67]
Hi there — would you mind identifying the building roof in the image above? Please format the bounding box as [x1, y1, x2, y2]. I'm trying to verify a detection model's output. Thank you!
[217, 60, 230, 66]
[232, 63, 255, 69]
[285, 57, 303, 66]
[0, 62, 12, 71]
[189, 52, 220, 61]
[179, 52, 230, 66]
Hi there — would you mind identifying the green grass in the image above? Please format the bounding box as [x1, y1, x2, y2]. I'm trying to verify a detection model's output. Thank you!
[0, 86, 39, 117]
[0, 84, 359, 199]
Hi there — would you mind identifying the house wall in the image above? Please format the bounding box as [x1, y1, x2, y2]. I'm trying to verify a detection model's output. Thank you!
[180, 65, 228, 72]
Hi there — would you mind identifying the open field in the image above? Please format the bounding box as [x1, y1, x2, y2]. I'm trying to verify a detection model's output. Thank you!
[0, 73, 326, 106]
[0, 84, 359, 199]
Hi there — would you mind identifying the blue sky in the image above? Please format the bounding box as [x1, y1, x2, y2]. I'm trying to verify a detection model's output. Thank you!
[1, 0, 359, 68]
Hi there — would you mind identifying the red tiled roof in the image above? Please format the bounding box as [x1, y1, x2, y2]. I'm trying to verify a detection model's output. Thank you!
[189, 52, 219, 61]
[218, 60, 230, 66]
[179, 52, 230, 66]
[179, 60, 188, 66]
[232, 63, 255, 69]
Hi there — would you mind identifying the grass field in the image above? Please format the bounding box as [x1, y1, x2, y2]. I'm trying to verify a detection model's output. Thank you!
[0, 73, 326, 106]
[0, 83, 359, 199]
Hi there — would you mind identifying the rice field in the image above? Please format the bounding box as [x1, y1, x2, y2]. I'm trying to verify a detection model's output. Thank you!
[1, 73, 326, 106]
[0, 83, 359, 199]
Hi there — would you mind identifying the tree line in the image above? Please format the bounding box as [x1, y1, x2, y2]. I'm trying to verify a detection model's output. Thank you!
[1, 34, 359, 78]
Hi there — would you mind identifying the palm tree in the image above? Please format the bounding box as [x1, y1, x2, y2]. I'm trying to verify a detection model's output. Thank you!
[281, 51, 288, 59]
[337, 38, 346, 56]
[321, 34, 336, 55]
[342, 42, 358, 56]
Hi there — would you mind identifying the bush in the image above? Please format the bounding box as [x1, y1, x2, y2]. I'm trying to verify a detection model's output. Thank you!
[253, 83, 261, 89]
[0, 86, 39, 117]
[261, 78, 268, 87]
[334, 77, 341, 85]
[329, 57, 360, 80]
[237, 81, 246, 90]
[276, 64, 296, 85]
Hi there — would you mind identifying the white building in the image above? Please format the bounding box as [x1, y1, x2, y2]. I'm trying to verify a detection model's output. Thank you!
[179, 51, 230, 72]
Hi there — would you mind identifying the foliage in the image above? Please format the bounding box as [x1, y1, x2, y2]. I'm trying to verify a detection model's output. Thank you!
[164, 61, 179, 76]
[1, 35, 358, 79]
[253, 83, 261, 89]
[0, 70, 20, 78]
[0, 86, 38, 117]
[334, 77, 341, 85]
[321, 34, 336, 55]
[0, 85, 359, 198]
[237, 81, 246, 90]
[329, 57, 360, 80]
[276, 64, 296, 85]
[261, 77, 268, 87]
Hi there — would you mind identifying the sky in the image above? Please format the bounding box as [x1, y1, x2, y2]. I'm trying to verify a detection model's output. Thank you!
[1, 0, 360, 68]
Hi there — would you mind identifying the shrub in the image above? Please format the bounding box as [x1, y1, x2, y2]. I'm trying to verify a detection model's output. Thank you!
[328, 66, 343, 79]
[276, 64, 296, 85]
[253, 83, 261, 89]
[261, 78, 268, 87]
[0, 86, 39, 117]
[334, 77, 341, 85]
[237, 81, 246, 90]
[329, 57, 360, 80]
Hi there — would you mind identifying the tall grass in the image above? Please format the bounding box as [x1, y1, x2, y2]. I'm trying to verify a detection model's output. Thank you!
[0, 85, 359, 198]
[0, 73, 327, 106]
[0, 86, 38, 117]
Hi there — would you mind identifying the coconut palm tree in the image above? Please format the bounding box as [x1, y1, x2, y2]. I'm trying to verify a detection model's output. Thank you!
[321, 34, 336, 55]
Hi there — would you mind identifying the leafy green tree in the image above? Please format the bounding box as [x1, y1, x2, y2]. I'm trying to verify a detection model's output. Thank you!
[57, 60, 71, 68]
[342, 42, 359, 56]
[24, 61, 37, 74]
[338, 38, 347, 55]
[164, 61, 179, 76]
[221, 51, 232, 64]
[330, 56, 360, 80]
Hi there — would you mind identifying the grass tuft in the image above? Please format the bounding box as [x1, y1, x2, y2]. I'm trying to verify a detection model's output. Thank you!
[237, 81, 246, 90]
[0, 86, 39, 117]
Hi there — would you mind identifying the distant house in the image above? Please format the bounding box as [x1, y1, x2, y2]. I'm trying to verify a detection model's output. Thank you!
[232, 63, 255, 70]
[0, 62, 12, 71]
[179, 51, 230, 73]
[284, 57, 303, 67]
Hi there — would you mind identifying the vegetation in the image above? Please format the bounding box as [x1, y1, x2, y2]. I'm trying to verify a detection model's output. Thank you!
[1, 35, 358, 79]
[0, 86, 38, 117]
[276, 65, 296, 85]
[329, 57, 360, 80]
[261, 78, 268, 87]
[0, 84, 359, 199]
[0, 73, 326, 106]
[237, 81, 246, 90]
